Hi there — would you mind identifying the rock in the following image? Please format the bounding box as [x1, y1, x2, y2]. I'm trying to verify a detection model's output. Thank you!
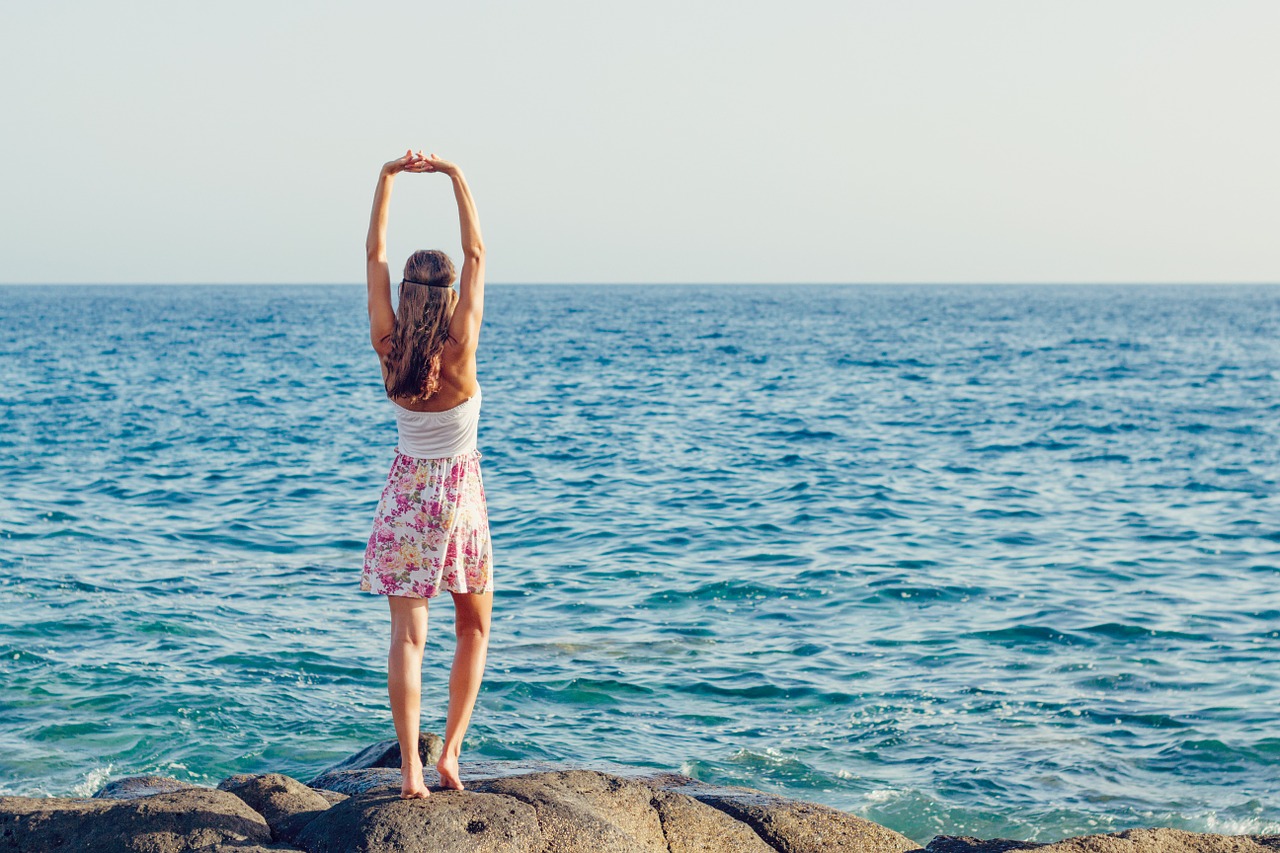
[648, 788, 777, 853]
[650, 774, 919, 853]
[308, 732, 443, 782]
[303, 764, 917, 852]
[189, 847, 302, 852]
[41, 752, 1280, 853]
[292, 788, 542, 853]
[312, 788, 350, 806]
[0, 787, 274, 852]
[216, 773, 332, 844]
[927, 838, 1038, 853]
[306, 767, 405, 796]
[192, 840, 299, 845]
[92, 774, 199, 800]
[926, 828, 1280, 853]
[472, 769, 668, 852]
[446, 758, 666, 781]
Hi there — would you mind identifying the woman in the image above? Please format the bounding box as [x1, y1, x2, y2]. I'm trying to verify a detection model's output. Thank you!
[359, 149, 492, 799]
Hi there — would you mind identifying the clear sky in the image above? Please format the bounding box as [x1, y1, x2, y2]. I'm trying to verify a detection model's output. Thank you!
[2, 1, 1276, 284]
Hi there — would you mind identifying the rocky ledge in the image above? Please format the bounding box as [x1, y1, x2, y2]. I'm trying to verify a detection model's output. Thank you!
[2, 735, 1277, 853]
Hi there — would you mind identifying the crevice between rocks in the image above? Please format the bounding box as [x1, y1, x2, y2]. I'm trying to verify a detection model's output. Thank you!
[680, 794, 787, 853]
[648, 790, 786, 853]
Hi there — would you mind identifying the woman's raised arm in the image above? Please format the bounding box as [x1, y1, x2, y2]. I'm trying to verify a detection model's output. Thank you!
[419, 154, 485, 353]
[366, 150, 421, 357]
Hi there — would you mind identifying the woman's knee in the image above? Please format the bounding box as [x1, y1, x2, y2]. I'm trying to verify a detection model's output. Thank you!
[453, 606, 491, 641]
[391, 626, 428, 648]
[454, 623, 489, 643]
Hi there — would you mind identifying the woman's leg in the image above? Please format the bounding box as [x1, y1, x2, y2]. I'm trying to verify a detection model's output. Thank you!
[387, 594, 431, 798]
[436, 590, 493, 790]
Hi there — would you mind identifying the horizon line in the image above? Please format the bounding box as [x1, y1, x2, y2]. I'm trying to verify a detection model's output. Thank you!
[2, 281, 1279, 287]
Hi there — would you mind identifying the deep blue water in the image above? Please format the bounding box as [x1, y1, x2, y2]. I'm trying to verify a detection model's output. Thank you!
[1, 283, 1277, 845]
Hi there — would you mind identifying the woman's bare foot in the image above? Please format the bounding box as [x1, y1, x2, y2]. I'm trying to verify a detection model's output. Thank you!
[400, 757, 430, 799]
[436, 751, 464, 791]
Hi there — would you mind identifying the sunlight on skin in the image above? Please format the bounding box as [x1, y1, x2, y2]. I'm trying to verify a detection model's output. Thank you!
[387, 591, 493, 799]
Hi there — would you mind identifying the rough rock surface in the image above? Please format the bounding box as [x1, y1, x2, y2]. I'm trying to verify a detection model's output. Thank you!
[0, 787, 275, 852]
[217, 772, 334, 844]
[305, 766, 409, 796]
[647, 788, 777, 853]
[471, 769, 669, 852]
[642, 772, 919, 853]
[293, 787, 542, 853]
[301, 764, 919, 853]
[927, 838, 1035, 853]
[926, 828, 1280, 853]
[313, 788, 350, 807]
[92, 774, 199, 800]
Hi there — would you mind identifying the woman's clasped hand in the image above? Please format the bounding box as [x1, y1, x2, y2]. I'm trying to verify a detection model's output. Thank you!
[383, 149, 460, 177]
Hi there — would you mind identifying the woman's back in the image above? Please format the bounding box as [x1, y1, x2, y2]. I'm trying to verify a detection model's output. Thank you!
[382, 341, 479, 413]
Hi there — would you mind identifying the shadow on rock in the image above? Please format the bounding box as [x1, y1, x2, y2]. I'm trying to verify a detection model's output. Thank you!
[218, 772, 335, 845]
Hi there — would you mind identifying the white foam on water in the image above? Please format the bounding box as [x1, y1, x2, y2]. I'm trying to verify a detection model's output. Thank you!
[1202, 812, 1280, 836]
[728, 746, 789, 765]
[70, 763, 115, 798]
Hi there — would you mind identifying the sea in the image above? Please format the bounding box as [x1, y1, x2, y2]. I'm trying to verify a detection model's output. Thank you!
[1, 283, 1277, 846]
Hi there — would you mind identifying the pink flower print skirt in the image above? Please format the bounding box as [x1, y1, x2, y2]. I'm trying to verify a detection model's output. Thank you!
[361, 449, 494, 599]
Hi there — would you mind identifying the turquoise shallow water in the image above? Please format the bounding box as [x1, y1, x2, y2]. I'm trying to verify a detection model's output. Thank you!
[1, 283, 1277, 845]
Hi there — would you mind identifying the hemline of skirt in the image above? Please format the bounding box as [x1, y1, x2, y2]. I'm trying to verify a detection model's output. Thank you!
[360, 582, 495, 600]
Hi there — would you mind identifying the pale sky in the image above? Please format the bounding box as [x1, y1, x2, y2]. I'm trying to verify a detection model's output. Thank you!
[1, 1, 1277, 284]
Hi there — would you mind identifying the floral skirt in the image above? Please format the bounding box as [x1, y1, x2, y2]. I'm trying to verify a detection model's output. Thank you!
[361, 449, 494, 599]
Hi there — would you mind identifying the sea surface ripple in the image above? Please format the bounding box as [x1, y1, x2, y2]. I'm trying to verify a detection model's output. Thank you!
[1, 283, 1277, 845]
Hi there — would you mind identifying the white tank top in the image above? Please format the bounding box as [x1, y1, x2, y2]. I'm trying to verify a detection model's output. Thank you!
[391, 385, 482, 459]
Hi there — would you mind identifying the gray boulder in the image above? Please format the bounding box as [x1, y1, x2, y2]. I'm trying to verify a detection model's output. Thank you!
[313, 788, 350, 806]
[648, 787, 777, 853]
[927, 838, 1033, 853]
[303, 764, 918, 853]
[926, 828, 1280, 853]
[292, 788, 541, 853]
[0, 787, 275, 852]
[306, 767, 406, 796]
[308, 732, 443, 782]
[472, 769, 668, 852]
[217, 773, 333, 844]
[647, 773, 920, 853]
[92, 774, 199, 800]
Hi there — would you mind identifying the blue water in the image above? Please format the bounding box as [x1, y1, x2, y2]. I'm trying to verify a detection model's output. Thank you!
[1, 283, 1277, 845]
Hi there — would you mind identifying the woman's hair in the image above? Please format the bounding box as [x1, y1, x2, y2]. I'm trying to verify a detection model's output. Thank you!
[383, 249, 458, 402]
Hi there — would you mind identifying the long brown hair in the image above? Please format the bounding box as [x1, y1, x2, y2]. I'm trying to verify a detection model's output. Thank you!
[383, 250, 458, 402]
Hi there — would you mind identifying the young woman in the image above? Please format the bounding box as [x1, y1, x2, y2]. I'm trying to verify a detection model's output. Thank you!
[359, 149, 492, 799]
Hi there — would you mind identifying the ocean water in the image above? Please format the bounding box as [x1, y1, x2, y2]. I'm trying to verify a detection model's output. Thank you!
[1, 283, 1277, 846]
